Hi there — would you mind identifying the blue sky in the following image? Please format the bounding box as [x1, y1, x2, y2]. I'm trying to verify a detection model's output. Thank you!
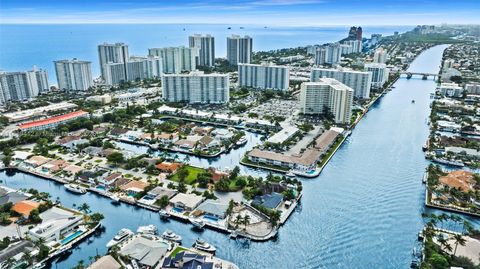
[1, 0, 479, 25]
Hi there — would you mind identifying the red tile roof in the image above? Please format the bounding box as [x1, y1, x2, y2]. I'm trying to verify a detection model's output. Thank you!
[19, 110, 88, 130]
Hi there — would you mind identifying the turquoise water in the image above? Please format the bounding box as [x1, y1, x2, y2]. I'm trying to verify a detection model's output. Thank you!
[0, 24, 409, 83]
[60, 230, 83, 245]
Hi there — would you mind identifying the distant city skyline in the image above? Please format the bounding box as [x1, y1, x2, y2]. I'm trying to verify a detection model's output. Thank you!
[1, 0, 479, 25]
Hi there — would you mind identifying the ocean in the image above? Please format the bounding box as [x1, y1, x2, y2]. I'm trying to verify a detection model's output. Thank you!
[0, 24, 411, 82]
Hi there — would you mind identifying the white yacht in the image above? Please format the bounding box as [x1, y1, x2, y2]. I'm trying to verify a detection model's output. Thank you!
[193, 238, 216, 253]
[285, 171, 296, 178]
[106, 228, 133, 248]
[236, 136, 248, 146]
[159, 209, 170, 218]
[161, 230, 182, 243]
[137, 225, 157, 235]
[189, 218, 205, 229]
[64, 183, 87, 194]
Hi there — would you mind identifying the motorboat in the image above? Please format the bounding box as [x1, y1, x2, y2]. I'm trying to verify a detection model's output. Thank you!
[285, 171, 296, 178]
[137, 225, 157, 235]
[110, 194, 120, 204]
[64, 184, 87, 194]
[159, 209, 170, 219]
[193, 238, 216, 253]
[432, 158, 464, 167]
[236, 136, 248, 146]
[189, 218, 205, 229]
[106, 228, 133, 248]
[161, 230, 182, 243]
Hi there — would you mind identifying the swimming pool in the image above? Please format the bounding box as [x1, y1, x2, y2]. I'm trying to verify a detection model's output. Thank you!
[61, 230, 83, 245]
[172, 207, 184, 213]
[203, 215, 218, 222]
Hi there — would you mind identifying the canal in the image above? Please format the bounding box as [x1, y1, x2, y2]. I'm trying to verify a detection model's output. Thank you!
[2, 45, 478, 269]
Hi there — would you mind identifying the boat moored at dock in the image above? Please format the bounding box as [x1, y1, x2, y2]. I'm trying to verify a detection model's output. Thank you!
[189, 218, 205, 229]
[64, 183, 87, 194]
[161, 230, 182, 242]
[193, 238, 216, 253]
[106, 228, 133, 248]
[137, 225, 157, 235]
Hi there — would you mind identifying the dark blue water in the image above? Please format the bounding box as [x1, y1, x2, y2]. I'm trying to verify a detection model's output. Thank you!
[0, 24, 410, 82]
[2, 45, 477, 269]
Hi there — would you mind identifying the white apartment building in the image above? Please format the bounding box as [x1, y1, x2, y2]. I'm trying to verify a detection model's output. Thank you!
[465, 83, 480, 95]
[341, 40, 362, 54]
[373, 48, 388, 63]
[104, 56, 162, 85]
[438, 82, 464, 97]
[227, 35, 253, 65]
[238, 63, 289, 91]
[311, 68, 372, 99]
[314, 43, 342, 65]
[98, 42, 129, 80]
[162, 71, 229, 104]
[189, 34, 215, 67]
[148, 46, 197, 74]
[299, 78, 353, 124]
[54, 58, 93, 91]
[0, 66, 49, 106]
[364, 63, 389, 88]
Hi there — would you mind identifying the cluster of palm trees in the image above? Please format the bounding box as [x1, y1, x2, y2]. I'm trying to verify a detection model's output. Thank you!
[233, 214, 251, 231]
[423, 213, 471, 257]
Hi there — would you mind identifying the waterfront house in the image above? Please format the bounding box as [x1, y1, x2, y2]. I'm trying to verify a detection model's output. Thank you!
[138, 187, 177, 207]
[252, 192, 284, 210]
[156, 132, 179, 145]
[445, 146, 480, 159]
[438, 170, 475, 193]
[119, 180, 149, 196]
[169, 193, 204, 212]
[100, 172, 122, 186]
[209, 169, 229, 182]
[194, 199, 229, 219]
[0, 241, 35, 268]
[162, 251, 214, 269]
[118, 235, 168, 268]
[122, 130, 143, 141]
[155, 162, 182, 174]
[41, 159, 68, 173]
[63, 164, 84, 177]
[28, 207, 83, 243]
[87, 255, 121, 269]
[24, 155, 52, 168]
[111, 177, 131, 189]
[211, 128, 234, 141]
[197, 136, 220, 151]
[56, 135, 88, 151]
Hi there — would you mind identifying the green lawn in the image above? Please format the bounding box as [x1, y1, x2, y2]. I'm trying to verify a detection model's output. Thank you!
[169, 246, 189, 257]
[170, 165, 205, 185]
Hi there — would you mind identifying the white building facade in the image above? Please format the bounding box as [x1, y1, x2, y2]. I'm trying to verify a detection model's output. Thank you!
[0, 67, 49, 106]
[98, 42, 129, 81]
[162, 72, 229, 104]
[299, 78, 353, 124]
[189, 34, 215, 67]
[364, 63, 389, 88]
[227, 35, 253, 65]
[311, 68, 372, 99]
[238, 63, 289, 91]
[148, 46, 197, 74]
[54, 59, 93, 91]
[314, 43, 342, 65]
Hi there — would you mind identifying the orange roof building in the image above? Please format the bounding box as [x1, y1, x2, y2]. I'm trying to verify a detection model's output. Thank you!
[19, 110, 89, 132]
[155, 162, 182, 173]
[439, 170, 475, 192]
[12, 200, 40, 217]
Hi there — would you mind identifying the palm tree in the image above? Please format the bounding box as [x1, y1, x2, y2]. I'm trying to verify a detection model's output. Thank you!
[234, 215, 242, 229]
[183, 155, 190, 164]
[173, 154, 179, 163]
[243, 215, 251, 231]
[437, 235, 452, 253]
[452, 234, 467, 257]
[78, 203, 91, 214]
